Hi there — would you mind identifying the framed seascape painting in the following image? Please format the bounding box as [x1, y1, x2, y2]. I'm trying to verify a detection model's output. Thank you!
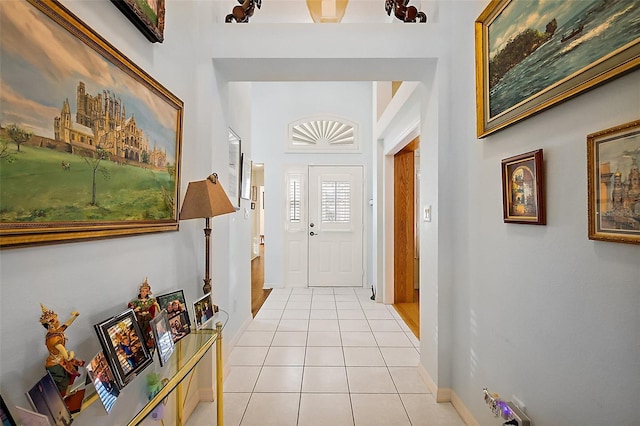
[587, 119, 640, 245]
[501, 149, 546, 225]
[0, 0, 184, 248]
[94, 309, 153, 388]
[111, 0, 165, 43]
[475, 0, 640, 137]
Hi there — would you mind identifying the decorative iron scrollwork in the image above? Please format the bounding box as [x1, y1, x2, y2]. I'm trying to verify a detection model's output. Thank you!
[385, 0, 427, 23]
[225, 0, 262, 23]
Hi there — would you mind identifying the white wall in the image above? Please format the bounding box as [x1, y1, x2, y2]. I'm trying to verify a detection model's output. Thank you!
[443, 2, 640, 425]
[0, 2, 252, 424]
[250, 82, 374, 288]
[1, 1, 638, 426]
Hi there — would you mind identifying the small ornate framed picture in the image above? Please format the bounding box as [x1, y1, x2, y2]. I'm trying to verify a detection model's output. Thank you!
[501, 149, 546, 225]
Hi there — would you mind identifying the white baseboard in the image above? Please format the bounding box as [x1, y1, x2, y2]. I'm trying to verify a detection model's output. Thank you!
[221, 313, 253, 379]
[198, 388, 215, 402]
[417, 364, 478, 425]
[451, 391, 479, 426]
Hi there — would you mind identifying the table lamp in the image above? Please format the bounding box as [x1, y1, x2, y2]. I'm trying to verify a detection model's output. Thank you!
[179, 173, 235, 294]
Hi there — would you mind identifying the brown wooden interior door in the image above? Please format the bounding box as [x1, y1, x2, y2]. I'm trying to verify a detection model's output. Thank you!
[394, 143, 416, 303]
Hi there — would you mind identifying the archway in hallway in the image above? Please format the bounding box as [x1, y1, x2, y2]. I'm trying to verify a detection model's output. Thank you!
[219, 56, 444, 396]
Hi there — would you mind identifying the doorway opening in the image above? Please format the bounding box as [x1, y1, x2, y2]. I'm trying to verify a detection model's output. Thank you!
[251, 163, 270, 317]
[392, 137, 420, 338]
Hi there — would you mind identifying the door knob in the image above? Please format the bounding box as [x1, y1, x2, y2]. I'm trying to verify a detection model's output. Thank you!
[310, 223, 315, 227]
[310, 232, 316, 236]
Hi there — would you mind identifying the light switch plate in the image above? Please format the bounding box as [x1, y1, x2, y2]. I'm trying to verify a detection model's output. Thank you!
[423, 205, 431, 222]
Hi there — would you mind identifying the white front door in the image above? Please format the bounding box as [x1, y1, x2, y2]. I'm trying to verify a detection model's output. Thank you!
[283, 165, 364, 287]
[308, 165, 364, 287]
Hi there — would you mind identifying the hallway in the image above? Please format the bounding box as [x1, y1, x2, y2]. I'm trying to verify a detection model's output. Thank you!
[188, 287, 465, 425]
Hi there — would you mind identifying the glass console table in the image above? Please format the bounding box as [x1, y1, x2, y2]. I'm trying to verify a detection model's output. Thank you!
[80, 311, 227, 426]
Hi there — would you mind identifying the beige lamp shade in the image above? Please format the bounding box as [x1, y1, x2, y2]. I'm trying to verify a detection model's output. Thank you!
[306, 0, 349, 23]
[179, 174, 235, 220]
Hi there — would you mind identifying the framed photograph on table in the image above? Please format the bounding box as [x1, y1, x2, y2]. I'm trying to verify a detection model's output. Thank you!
[0, 0, 184, 248]
[26, 372, 70, 426]
[193, 293, 215, 329]
[587, 119, 640, 245]
[0, 394, 17, 426]
[150, 310, 175, 366]
[501, 149, 545, 225]
[475, 0, 640, 137]
[228, 129, 241, 209]
[156, 289, 191, 343]
[94, 309, 153, 388]
[85, 351, 120, 413]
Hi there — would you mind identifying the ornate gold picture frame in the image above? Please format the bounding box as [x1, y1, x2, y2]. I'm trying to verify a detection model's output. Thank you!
[111, 0, 165, 43]
[501, 149, 545, 225]
[587, 119, 640, 245]
[475, 0, 640, 138]
[0, 0, 183, 248]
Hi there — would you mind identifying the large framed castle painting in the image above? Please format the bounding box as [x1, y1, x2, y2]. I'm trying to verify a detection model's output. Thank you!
[475, 0, 640, 138]
[0, 0, 184, 248]
[587, 119, 640, 245]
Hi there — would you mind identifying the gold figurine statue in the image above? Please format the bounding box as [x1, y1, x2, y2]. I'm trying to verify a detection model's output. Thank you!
[39, 304, 84, 396]
[128, 278, 160, 349]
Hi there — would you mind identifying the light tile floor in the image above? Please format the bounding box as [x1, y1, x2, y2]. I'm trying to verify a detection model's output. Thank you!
[187, 287, 466, 426]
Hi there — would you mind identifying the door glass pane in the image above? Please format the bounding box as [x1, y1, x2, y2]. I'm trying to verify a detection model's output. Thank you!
[321, 181, 350, 223]
[289, 176, 301, 223]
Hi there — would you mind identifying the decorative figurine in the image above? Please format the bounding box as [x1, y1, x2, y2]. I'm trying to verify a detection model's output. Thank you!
[385, 0, 427, 23]
[225, 0, 261, 23]
[39, 304, 85, 396]
[128, 278, 160, 349]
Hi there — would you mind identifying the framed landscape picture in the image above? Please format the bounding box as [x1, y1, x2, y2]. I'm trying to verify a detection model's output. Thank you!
[475, 0, 640, 137]
[0, 0, 184, 248]
[111, 0, 165, 43]
[587, 119, 640, 245]
[501, 149, 545, 225]
[94, 309, 153, 388]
